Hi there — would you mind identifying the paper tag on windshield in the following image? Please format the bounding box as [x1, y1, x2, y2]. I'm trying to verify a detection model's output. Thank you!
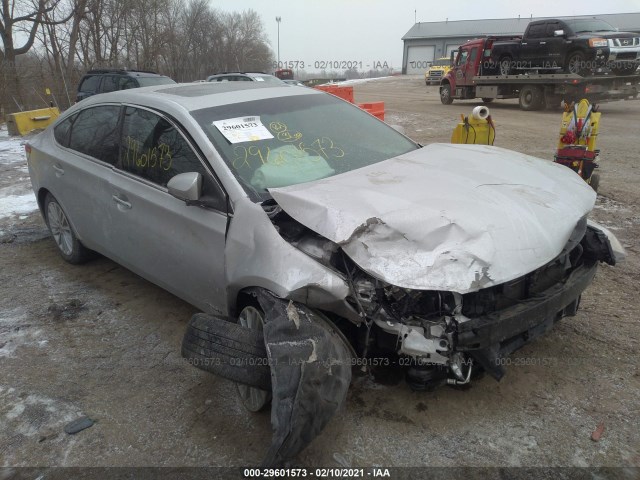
[254, 77, 265, 82]
[213, 116, 274, 144]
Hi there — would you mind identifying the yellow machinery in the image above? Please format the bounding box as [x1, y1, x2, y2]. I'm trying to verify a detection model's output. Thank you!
[554, 99, 601, 191]
[6, 107, 60, 136]
[450, 105, 496, 145]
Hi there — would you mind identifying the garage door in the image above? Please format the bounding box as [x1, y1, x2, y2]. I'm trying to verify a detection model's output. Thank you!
[406, 46, 435, 74]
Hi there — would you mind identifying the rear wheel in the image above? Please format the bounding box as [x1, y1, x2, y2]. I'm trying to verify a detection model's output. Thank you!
[499, 56, 513, 75]
[235, 303, 271, 412]
[519, 85, 545, 111]
[440, 83, 453, 105]
[44, 193, 92, 264]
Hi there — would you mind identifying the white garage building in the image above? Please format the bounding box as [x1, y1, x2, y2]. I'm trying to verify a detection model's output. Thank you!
[401, 13, 640, 74]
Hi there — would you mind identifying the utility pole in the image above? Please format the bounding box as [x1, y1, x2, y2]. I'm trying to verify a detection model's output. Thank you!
[276, 17, 282, 66]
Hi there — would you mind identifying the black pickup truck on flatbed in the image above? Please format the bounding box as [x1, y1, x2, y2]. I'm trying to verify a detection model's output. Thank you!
[489, 18, 640, 76]
[439, 35, 640, 110]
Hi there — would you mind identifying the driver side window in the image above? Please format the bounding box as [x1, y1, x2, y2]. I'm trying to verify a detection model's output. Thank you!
[456, 50, 469, 66]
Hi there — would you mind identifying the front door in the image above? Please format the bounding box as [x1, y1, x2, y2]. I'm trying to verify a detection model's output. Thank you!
[107, 106, 229, 314]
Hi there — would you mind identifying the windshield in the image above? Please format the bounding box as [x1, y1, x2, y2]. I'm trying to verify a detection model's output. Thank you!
[432, 59, 450, 67]
[565, 19, 617, 33]
[137, 76, 176, 87]
[191, 94, 418, 200]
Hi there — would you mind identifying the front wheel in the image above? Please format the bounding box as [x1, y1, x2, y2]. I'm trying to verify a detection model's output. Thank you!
[44, 193, 92, 264]
[440, 83, 454, 105]
[481, 97, 494, 103]
[236, 303, 271, 412]
[565, 51, 588, 76]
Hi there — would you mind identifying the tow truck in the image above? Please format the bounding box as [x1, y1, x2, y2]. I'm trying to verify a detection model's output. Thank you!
[440, 36, 640, 110]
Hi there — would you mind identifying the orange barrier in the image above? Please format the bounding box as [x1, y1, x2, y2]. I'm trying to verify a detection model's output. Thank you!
[358, 102, 385, 121]
[313, 85, 354, 103]
[314, 85, 385, 121]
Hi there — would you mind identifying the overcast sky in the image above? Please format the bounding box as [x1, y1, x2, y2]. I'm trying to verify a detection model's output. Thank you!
[214, 0, 640, 71]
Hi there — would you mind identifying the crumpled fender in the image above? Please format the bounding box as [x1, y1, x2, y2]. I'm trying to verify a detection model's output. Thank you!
[252, 289, 353, 467]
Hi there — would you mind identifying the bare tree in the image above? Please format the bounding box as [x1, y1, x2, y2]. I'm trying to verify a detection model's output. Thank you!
[1, 0, 74, 113]
[1, 1, 273, 115]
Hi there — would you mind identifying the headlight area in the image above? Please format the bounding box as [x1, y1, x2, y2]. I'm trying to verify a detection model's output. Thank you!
[342, 258, 470, 391]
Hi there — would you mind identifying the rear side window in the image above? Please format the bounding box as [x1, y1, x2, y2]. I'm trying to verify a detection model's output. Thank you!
[79, 76, 100, 93]
[68, 106, 121, 165]
[528, 24, 547, 38]
[119, 107, 207, 187]
[101, 75, 120, 93]
[53, 114, 77, 147]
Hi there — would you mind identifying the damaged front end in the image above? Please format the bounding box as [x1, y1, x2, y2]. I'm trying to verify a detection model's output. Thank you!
[268, 199, 622, 391]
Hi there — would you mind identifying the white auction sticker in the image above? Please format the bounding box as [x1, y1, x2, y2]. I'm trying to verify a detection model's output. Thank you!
[212, 116, 274, 144]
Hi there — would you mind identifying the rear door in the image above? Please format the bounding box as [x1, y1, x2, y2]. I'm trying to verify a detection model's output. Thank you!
[44, 105, 121, 253]
[107, 105, 229, 313]
[521, 22, 548, 65]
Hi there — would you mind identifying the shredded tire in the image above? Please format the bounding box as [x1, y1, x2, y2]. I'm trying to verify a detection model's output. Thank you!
[181, 313, 271, 391]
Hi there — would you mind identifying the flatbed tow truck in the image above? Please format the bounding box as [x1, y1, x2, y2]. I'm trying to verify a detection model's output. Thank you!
[440, 37, 640, 110]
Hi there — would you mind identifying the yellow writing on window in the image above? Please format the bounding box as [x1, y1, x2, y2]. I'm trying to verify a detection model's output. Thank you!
[269, 121, 302, 142]
[124, 136, 173, 171]
[299, 137, 345, 160]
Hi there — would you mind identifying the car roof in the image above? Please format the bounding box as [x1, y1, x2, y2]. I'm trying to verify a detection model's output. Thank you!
[85, 69, 167, 77]
[209, 72, 267, 76]
[69, 81, 324, 115]
[206, 72, 277, 81]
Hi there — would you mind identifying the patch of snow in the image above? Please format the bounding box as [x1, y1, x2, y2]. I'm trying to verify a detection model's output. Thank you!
[0, 193, 38, 219]
[0, 308, 47, 358]
[319, 76, 393, 86]
[0, 126, 27, 165]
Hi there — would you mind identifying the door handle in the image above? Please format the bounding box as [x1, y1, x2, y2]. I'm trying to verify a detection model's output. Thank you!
[540, 41, 547, 45]
[52, 164, 64, 176]
[112, 195, 132, 210]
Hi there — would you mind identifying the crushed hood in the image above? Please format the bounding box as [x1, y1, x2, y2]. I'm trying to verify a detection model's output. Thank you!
[270, 143, 596, 293]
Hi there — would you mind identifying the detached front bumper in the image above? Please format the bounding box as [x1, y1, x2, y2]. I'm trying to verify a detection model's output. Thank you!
[457, 261, 598, 379]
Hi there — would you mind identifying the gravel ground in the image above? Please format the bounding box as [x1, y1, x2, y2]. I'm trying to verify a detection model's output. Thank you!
[0, 75, 638, 475]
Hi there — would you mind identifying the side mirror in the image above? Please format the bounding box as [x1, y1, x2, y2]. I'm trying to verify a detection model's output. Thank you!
[167, 172, 202, 202]
[554, 29, 565, 37]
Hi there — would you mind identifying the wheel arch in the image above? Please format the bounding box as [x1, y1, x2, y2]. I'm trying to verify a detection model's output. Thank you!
[37, 187, 51, 215]
[39, 189, 90, 245]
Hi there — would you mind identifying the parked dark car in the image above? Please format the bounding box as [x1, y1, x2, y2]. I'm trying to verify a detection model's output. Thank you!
[76, 69, 175, 102]
[490, 18, 640, 76]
